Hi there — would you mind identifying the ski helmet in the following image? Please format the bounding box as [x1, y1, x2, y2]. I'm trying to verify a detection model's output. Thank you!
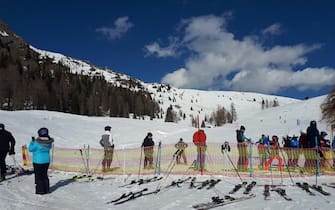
[0, 123, 4, 130]
[38, 127, 49, 137]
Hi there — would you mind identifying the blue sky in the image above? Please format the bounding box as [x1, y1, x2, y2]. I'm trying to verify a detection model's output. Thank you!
[1, 0, 335, 99]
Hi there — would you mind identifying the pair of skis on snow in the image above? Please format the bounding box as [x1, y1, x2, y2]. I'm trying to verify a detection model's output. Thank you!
[109, 176, 192, 204]
[228, 181, 256, 194]
[106, 188, 159, 205]
[296, 182, 331, 196]
[264, 182, 331, 201]
[189, 178, 221, 190]
[263, 184, 292, 201]
[191, 181, 257, 210]
[119, 176, 163, 187]
[192, 194, 256, 210]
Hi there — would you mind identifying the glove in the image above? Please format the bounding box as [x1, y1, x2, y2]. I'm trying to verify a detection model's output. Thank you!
[9, 151, 15, 155]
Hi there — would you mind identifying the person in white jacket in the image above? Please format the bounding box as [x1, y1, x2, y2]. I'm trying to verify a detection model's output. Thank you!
[99, 126, 114, 172]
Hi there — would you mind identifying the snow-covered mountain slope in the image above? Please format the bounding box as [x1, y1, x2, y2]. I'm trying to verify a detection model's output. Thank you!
[0, 94, 328, 149]
[30, 46, 145, 91]
[29, 45, 301, 125]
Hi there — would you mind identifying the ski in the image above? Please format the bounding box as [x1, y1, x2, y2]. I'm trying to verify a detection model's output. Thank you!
[310, 184, 331, 196]
[243, 181, 256, 194]
[206, 179, 221, 190]
[189, 177, 197, 189]
[296, 182, 315, 196]
[263, 184, 270, 200]
[138, 176, 163, 185]
[229, 181, 247, 194]
[113, 188, 159, 205]
[68, 174, 104, 182]
[197, 179, 211, 189]
[0, 168, 34, 184]
[164, 176, 192, 189]
[192, 194, 256, 210]
[271, 187, 292, 201]
[119, 176, 161, 187]
[109, 188, 148, 205]
[106, 192, 132, 204]
[322, 183, 335, 189]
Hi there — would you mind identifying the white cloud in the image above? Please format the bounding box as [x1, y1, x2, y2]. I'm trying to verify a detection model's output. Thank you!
[96, 16, 133, 40]
[157, 15, 335, 94]
[262, 23, 282, 36]
[144, 37, 179, 57]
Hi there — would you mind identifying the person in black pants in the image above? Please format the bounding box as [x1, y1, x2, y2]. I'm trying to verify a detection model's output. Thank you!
[29, 127, 54, 194]
[0, 123, 16, 181]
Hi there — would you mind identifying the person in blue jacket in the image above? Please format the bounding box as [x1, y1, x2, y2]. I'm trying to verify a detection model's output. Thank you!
[29, 127, 54, 194]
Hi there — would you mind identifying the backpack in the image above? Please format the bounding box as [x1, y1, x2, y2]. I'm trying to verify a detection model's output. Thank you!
[290, 138, 299, 148]
[236, 130, 244, 143]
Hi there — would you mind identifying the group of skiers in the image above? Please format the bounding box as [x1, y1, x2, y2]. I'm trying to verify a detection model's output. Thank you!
[0, 123, 53, 195]
[237, 120, 335, 172]
[100, 126, 193, 171]
[2, 120, 335, 195]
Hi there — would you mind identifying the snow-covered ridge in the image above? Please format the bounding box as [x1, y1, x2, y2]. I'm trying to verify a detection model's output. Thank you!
[0, 30, 9, 36]
[30, 46, 146, 91]
[29, 45, 302, 125]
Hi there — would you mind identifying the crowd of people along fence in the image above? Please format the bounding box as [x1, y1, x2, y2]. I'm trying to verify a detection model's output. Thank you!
[2, 120, 335, 195]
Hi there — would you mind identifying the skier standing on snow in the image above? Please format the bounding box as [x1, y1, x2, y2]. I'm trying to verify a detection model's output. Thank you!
[306, 120, 321, 170]
[332, 136, 335, 167]
[99, 125, 114, 172]
[0, 123, 16, 181]
[141, 132, 155, 169]
[256, 134, 269, 169]
[175, 138, 188, 164]
[29, 127, 54, 194]
[319, 131, 331, 169]
[236, 125, 250, 171]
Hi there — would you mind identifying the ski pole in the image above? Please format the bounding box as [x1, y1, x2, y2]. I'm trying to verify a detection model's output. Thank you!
[154, 141, 162, 175]
[278, 147, 295, 185]
[156, 150, 181, 191]
[277, 146, 283, 186]
[267, 144, 274, 186]
[79, 147, 88, 174]
[315, 137, 320, 185]
[113, 149, 122, 168]
[138, 147, 143, 179]
[50, 143, 55, 172]
[221, 142, 243, 183]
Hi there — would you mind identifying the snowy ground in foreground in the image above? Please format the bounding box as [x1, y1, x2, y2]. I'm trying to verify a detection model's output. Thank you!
[0, 95, 333, 209]
[1, 172, 335, 210]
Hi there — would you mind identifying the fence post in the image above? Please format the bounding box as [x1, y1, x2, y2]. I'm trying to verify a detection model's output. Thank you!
[249, 141, 253, 177]
[122, 145, 126, 177]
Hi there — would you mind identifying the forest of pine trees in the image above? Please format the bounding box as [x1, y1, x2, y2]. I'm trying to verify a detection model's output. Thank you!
[0, 21, 160, 118]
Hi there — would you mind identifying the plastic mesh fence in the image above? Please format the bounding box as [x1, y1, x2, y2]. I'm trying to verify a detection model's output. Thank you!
[24, 143, 335, 177]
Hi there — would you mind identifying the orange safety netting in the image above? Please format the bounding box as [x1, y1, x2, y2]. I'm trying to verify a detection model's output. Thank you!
[22, 143, 335, 177]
